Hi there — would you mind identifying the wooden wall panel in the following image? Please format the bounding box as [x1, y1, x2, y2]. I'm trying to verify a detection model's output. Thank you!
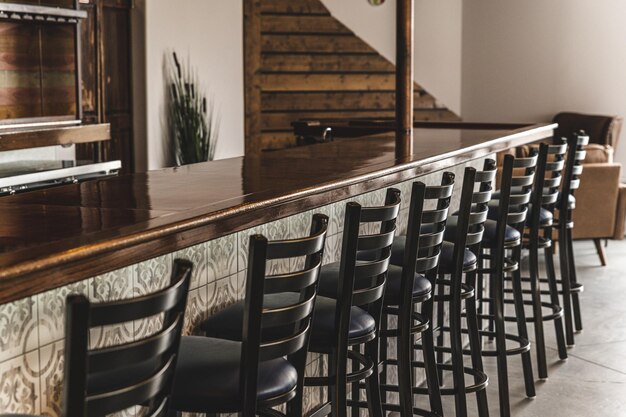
[246, 0, 460, 152]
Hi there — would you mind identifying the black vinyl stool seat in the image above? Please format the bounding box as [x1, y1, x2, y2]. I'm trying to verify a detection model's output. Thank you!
[439, 215, 521, 249]
[370, 233, 477, 274]
[175, 214, 329, 417]
[172, 337, 297, 411]
[200, 292, 376, 350]
[317, 261, 431, 302]
[0, 260, 194, 417]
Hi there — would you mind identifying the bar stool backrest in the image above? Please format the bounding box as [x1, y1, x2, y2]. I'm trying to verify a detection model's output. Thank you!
[241, 214, 329, 414]
[63, 259, 194, 417]
[400, 174, 455, 296]
[454, 160, 497, 279]
[340, 188, 401, 308]
[542, 141, 568, 209]
[502, 152, 538, 232]
[559, 132, 589, 214]
[332, 189, 400, 348]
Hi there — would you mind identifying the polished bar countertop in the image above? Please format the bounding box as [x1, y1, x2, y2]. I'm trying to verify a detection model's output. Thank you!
[0, 123, 555, 303]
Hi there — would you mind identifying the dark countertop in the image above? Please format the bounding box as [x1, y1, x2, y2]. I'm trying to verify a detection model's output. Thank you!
[0, 123, 555, 303]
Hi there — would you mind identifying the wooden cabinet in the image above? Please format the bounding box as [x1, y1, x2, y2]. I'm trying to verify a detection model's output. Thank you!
[77, 0, 134, 173]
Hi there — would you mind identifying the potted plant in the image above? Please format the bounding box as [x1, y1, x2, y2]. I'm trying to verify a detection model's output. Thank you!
[168, 51, 219, 165]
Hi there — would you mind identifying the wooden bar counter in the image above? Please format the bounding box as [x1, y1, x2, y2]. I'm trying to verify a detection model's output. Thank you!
[0, 122, 556, 416]
[0, 123, 554, 304]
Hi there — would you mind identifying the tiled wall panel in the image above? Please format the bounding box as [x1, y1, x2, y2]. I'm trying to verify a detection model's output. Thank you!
[0, 156, 492, 415]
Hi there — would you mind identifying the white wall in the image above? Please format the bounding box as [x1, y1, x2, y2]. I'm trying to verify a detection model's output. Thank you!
[134, 0, 244, 171]
[321, 0, 463, 114]
[462, 0, 626, 174]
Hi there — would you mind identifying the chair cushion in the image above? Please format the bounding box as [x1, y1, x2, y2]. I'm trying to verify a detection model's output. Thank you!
[316, 261, 431, 304]
[387, 237, 476, 275]
[444, 215, 520, 248]
[199, 294, 375, 351]
[171, 336, 298, 413]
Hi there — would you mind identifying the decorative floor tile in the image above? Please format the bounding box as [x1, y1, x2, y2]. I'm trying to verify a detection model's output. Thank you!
[37, 280, 90, 347]
[0, 297, 38, 363]
[0, 350, 40, 414]
[207, 233, 237, 283]
[174, 243, 209, 289]
[38, 341, 64, 417]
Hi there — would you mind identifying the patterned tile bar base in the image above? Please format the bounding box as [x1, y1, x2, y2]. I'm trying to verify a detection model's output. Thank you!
[0, 157, 491, 416]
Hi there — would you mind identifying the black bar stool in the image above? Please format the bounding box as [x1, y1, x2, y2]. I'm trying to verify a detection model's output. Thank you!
[480, 154, 537, 417]
[377, 176, 454, 417]
[310, 188, 401, 417]
[556, 132, 589, 346]
[0, 259, 194, 417]
[173, 214, 329, 417]
[499, 142, 569, 379]
[389, 162, 497, 417]
[327, 174, 456, 416]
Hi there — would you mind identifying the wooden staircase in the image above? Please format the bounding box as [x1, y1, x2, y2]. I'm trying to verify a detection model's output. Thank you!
[247, 0, 459, 152]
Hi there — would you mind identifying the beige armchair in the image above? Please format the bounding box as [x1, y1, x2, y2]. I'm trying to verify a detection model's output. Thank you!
[495, 112, 625, 265]
[553, 112, 624, 265]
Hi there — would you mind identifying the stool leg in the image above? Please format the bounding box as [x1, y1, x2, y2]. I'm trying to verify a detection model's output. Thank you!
[544, 228, 567, 360]
[510, 246, 536, 398]
[330, 348, 348, 417]
[436, 277, 446, 384]
[365, 338, 384, 417]
[488, 253, 496, 341]
[450, 275, 468, 417]
[493, 254, 511, 417]
[420, 296, 444, 416]
[558, 227, 575, 346]
[397, 303, 414, 417]
[529, 238, 548, 379]
[566, 227, 583, 332]
[465, 270, 490, 417]
[476, 265, 485, 332]
[379, 311, 388, 408]
[351, 346, 360, 417]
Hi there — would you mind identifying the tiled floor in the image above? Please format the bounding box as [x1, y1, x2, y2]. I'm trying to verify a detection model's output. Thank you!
[409, 239, 626, 417]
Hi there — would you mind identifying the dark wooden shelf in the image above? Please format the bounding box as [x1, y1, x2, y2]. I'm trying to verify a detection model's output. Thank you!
[0, 2, 87, 22]
[0, 123, 111, 152]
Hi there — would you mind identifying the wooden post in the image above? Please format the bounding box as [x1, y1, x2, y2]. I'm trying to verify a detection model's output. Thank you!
[396, 0, 414, 159]
[243, 0, 262, 155]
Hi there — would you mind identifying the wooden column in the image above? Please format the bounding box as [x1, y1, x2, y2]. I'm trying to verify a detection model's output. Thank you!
[244, 0, 262, 155]
[395, 0, 414, 159]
